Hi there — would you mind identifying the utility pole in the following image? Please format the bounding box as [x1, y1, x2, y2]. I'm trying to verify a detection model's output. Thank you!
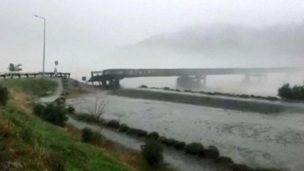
[34, 14, 46, 73]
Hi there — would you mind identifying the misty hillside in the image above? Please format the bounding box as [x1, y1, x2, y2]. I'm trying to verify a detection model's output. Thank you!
[128, 23, 304, 58]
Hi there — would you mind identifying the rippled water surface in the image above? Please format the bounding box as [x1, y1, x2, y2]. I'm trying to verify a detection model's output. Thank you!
[67, 91, 304, 171]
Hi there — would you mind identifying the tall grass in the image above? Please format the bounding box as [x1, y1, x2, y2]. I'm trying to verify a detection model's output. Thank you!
[2, 78, 57, 97]
[0, 103, 130, 171]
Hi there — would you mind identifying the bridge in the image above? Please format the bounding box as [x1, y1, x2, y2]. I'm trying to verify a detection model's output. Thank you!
[0, 72, 71, 79]
[89, 67, 304, 89]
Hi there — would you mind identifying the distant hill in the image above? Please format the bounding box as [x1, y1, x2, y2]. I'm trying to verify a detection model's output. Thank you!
[114, 23, 304, 68]
[127, 23, 304, 58]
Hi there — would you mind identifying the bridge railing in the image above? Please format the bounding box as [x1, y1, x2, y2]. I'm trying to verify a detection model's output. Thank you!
[0, 72, 71, 79]
[90, 67, 304, 80]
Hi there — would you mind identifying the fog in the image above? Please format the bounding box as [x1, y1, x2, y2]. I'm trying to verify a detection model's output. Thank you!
[1, 0, 304, 94]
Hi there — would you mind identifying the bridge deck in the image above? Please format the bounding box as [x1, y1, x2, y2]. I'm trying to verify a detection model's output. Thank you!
[90, 67, 304, 82]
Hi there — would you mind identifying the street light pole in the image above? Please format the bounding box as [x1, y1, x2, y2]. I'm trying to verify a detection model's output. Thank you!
[34, 14, 46, 73]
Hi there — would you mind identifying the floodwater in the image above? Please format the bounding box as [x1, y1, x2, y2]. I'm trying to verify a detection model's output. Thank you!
[67, 91, 304, 171]
[119, 73, 303, 96]
[67, 118, 228, 171]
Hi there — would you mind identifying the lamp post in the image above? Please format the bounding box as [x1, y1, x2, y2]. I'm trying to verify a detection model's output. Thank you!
[34, 14, 46, 74]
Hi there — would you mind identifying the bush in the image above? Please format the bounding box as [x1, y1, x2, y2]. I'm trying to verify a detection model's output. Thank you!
[67, 106, 75, 114]
[141, 140, 163, 166]
[126, 127, 137, 135]
[106, 120, 120, 129]
[81, 127, 94, 143]
[278, 84, 293, 99]
[139, 85, 148, 88]
[34, 103, 68, 127]
[216, 156, 234, 164]
[118, 124, 129, 132]
[184, 90, 193, 93]
[253, 168, 281, 171]
[163, 87, 170, 91]
[230, 164, 252, 171]
[33, 103, 46, 117]
[147, 132, 159, 140]
[159, 136, 168, 144]
[173, 141, 186, 150]
[278, 83, 304, 100]
[205, 146, 220, 159]
[81, 127, 103, 144]
[185, 142, 204, 155]
[134, 129, 148, 137]
[160, 137, 178, 147]
[55, 96, 66, 105]
[0, 85, 9, 106]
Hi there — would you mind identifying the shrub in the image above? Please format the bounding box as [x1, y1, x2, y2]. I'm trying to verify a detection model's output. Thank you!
[161, 138, 178, 147]
[278, 84, 292, 99]
[141, 140, 163, 166]
[119, 124, 129, 132]
[278, 83, 304, 100]
[81, 127, 103, 144]
[147, 132, 159, 140]
[134, 129, 148, 137]
[34, 103, 68, 127]
[205, 146, 220, 159]
[173, 141, 186, 150]
[163, 87, 170, 91]
[0, 85, 9, 106]
[185, 142, 204, 155]
[126, 127, 137, 135]
[33, 103, 46, 117]
[106, 120, 120, 129]
[159, 136, 168, 144]
[81, 127, 94, 143]
[216, 156, 234, 164]
[139, 85, 148, 88]
[253, 168, 281, 171]
[184, 90, 193, 93]
[55, 96, 66, 105]
[67, 106, 75, 114]
[230, 164, 252, 171]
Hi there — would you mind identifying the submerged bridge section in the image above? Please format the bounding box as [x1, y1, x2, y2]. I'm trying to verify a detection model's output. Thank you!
[90, 67, 304, 89]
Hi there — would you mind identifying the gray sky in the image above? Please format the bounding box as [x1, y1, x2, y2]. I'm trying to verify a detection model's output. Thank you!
[1, 0, 304, 77]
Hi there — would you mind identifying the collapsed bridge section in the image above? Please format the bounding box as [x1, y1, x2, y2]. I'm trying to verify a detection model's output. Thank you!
[89, 67, 304, 89]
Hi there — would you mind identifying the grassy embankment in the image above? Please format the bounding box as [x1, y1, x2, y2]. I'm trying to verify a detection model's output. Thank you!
[0, 78, 173, 171]
[1, 78, 57, 97]
[0, 78, 130, 171]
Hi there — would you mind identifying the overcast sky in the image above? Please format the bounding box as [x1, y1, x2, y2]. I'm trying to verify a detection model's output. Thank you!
[1, 0, 304, 77]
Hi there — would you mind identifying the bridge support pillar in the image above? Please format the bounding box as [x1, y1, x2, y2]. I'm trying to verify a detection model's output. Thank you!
[243, 73, 267, 84]
[200, 75, 207, 88]
[176, 76, 204, 90]
[100, 78, 120, 89]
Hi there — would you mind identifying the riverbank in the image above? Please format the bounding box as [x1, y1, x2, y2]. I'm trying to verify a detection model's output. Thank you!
[111, 88, 304, 114]
[0, 87, 131, 171]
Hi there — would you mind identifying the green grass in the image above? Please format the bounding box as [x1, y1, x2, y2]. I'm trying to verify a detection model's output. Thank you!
[0, 104, 131, 171]
[1, 78, 57, 97]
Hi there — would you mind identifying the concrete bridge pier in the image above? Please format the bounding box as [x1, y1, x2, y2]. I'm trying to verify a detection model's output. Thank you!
[176, 75, 205, 90]
[243, 73, 267, 83]
[99, 78, 120, 89]
[198, 75, 207, 87]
